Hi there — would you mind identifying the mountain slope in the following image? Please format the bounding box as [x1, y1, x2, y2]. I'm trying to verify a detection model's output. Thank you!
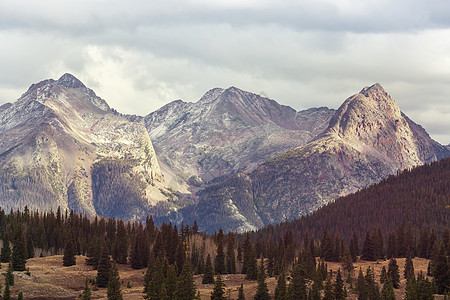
[253, 156, 450, 243]
[184, 84, 450, 233]
[140, 87, 335, 184]
[0, 74, 166, 219]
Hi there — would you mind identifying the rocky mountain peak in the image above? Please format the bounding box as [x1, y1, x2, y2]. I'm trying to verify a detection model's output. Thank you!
[57, 73, 86, 89]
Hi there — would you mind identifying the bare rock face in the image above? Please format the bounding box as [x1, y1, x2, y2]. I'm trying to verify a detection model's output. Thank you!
[143, 87, 335, 183]
[0, 74, 164, 219]
[186, 84, 450, 232]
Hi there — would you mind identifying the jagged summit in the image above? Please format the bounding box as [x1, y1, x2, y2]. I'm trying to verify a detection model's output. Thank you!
[57, 73, 86, 89]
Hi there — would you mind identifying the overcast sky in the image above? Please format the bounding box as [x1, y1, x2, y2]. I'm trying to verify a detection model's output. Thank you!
[1, 0, 450, 144]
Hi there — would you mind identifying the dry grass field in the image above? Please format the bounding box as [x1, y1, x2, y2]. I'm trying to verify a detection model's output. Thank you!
[6, 255, 443, 299]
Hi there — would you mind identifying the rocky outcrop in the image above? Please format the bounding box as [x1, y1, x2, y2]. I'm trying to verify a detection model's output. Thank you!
[0, 74, 165, 219]
[186, 84, 450, 232]
[142, 87, 335, 184]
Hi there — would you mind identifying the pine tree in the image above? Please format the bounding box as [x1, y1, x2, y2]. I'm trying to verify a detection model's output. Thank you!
[431, 242, 449, 294]
[165, 264, 177, 300]
[349, 232, 359, 262]
[243, 235, 257, 280]
[26, 232, 34, 259]
[86, 237, 101, 269]
[202, 254, 215, 284]
[210, 275, 226, 300]
[112, 220, 128, 264]
[107, 261, 122, 300]
[365, 267, 380, 299]
[380, 266, 387, 284]
[238, 283, 245, 300]
[11, 225, 26, 271]
[96, 245, 112, 288]
[0, 231, 11, 263]
[274, 273, 286, 300]
[287, 261, 307, 300]
[381, 280, 395, 300]
[82, 278, 92, 300]
[333, 269, 345, 300]
[5, 261, 14, 286]
[341, 246, 354, 278]
[144, 254, 164, 300]
[214, 229, 225, 275]
[323, 276, 333, 300]
[143, 252, 156, 295]
[18, 291, 24, 300]
[226, 233, 236, 274]
[130, 235, 142, 270]
[404, 250, 414, 280]
[361, 231, 376, 261]
[387, 258, 400, 289]
[254, 259, 270, 300]
[3, 278, 10, 300]
[176, 261, 196, 300]
[357, 268, 367, 300]
[63, 230, 76, 266]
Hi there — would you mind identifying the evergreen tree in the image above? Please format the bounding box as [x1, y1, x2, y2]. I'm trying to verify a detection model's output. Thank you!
[254, 259, 270, 300]
[404, 250, 414, 280]
[238, 283, 245, 300]
[63, 230, 76, 266]
[144, 254, 164, 300]
[365, 267, 380, 299]
[202, 254, 215, 284]
[274, 273, 286, 300]
[5, 261, 14, 286]
[287, 261, 307, 300]
[333, 269, 345, 300]
[387, 258, 400, 289]
[243, 235, 257, 280]
[323, 276, 333, 300]
[210, 275, 226, 300]
[381, 280, 395, 300]
[226, 233, 236, 274]
[143, 252, 156, 295]
[380, 266, 387, 284]
[361, 231, 376, 261]
[0, 231, 11, 263]
[165, 264, 178, 300]
[112, 220, 128, 264]
[3, 278, 10, 300]
[431, 242, 449, 294]
[86, 237, 102, 269]
[357, 268, 367, 300]
[214, 229, 225, 275]
[341, 246, 354, 278]
[405, 271, 433, 300]
[176, 261, 196, 300]
[96, 245, 112, 288]
[349, 232, 359, 262]
[130, 235, 142, 270]
[18, 291, 24, 300]
[26, 232, 34, 259]
[11, 224, 26, 271]
[107, 261, 122, 300]
[82, 278, 92, 300]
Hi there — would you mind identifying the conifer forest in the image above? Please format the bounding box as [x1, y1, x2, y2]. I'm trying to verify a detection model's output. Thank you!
[0, 158, 448, 299]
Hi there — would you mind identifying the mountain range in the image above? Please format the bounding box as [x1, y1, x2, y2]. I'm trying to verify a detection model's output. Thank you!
[0, 74, 448, 232]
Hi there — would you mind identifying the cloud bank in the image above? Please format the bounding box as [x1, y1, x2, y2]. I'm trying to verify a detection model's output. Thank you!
[0, 0, 449, 144]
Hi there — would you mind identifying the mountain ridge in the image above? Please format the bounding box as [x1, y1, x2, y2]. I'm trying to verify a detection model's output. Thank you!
[180, 83, 450, 232]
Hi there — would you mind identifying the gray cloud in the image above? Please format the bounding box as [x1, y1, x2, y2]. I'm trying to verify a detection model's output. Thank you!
[0, 0, 450, 144]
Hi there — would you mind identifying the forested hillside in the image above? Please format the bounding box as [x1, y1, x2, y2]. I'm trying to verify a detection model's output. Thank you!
[0, 157, 449, 298]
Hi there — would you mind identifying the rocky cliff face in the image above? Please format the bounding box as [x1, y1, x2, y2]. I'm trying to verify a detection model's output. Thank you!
[184, 84, 450, 232]
[0, 74, 165, 219]
[142, 87, 335, 185]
